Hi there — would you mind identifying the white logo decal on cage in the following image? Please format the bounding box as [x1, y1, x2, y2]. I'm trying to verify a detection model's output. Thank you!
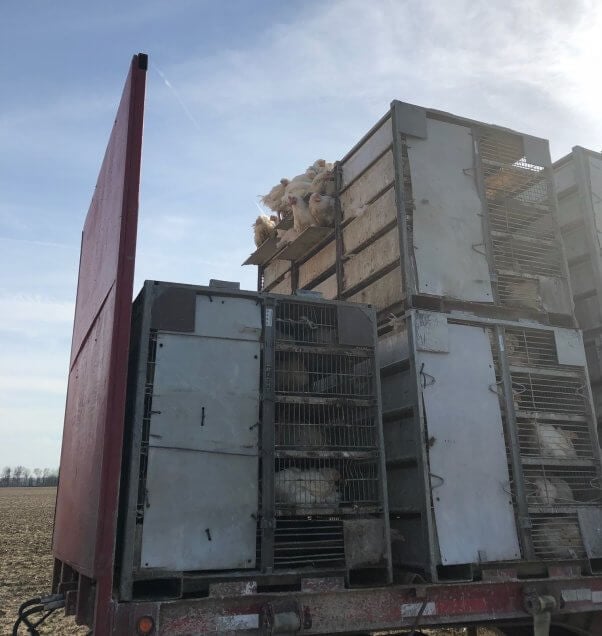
[265, 308, 273, 327]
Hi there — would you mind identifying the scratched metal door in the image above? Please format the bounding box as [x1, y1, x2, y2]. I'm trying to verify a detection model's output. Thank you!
[414, 314, 521, 565]
[140, 299, 261, 571]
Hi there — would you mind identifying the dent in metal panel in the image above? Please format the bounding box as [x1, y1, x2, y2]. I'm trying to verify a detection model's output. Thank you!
[578, 508, 602, 558]
[342, 117, 393, 188]
[140, 447, 258, 570]
[416, 323, 520, 565]
[587, 155, 602, 247]
[554, 328, 587, 367]
[194, 294, 262, 340]
[540, 276, 573, 315]
[394, 101, 427, 138]
[149, 333, 260, 453]
[523, 136, 550, 166]
[408, 119, 493, 302]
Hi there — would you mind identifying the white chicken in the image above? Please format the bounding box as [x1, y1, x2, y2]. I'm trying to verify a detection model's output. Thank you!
[284, 174, 313, 201]
[261, 178, 290, 220]
[290, 195, 314, 233]
[310, 169, 336, 196]
[274, 467, 341, 506]
[528, 477, 558, 505]
[534, 422, 578, 459]
[528, 476, 574, 505]
[253, 214, 278, 247]
[308, 159, 326, 172]
[276, 227, 300, 249]
[551, 477, 574, 503]
[308, 193, 336, 227]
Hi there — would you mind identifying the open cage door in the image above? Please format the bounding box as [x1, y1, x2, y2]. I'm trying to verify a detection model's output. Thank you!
[52, 53, 147, 632]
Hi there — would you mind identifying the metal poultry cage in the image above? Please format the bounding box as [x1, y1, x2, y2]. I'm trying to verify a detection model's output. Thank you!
[117, 281, 391, 601]
[380, 309, 602, 582]
[260, 295, 391, 580]
[555, 147, 602, 436]
[253, 101, 575, 328]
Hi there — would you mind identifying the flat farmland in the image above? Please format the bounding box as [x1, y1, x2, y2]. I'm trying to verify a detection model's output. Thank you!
[0, 487, 86, 635]
[0, 487, 504, 635]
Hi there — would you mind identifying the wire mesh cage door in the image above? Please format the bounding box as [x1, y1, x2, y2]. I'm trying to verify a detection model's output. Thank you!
[476, 130, 570, 316]
[270, 297, 389, 576]
[499, 324, 602, 563]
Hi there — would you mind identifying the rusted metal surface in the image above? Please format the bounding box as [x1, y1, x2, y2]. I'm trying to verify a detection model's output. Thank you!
[52, 53, 147, 632]
[110, 575, 602, 633]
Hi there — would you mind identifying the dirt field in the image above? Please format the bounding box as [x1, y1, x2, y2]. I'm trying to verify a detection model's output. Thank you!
[0, 487, 87, 635]
[0, 487, 505, 635]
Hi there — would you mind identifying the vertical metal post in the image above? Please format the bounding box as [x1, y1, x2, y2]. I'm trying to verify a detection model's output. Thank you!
[260, 297, 277, 571]
[291, 262, 299, 293]
[408, 312, 440, 581]
[390, 101, 415, 305]
[334, 162, 344, 299]
[371, 306, 393, 583]
[495, 324, 535, 560]
[471, 126, 498, 305]
[257, 264, 264, 293]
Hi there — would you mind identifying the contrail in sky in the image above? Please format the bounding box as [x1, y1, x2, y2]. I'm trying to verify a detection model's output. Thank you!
[152, 63, 203, 133]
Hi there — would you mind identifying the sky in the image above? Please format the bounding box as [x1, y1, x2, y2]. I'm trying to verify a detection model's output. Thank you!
[1, 0, 602, 468]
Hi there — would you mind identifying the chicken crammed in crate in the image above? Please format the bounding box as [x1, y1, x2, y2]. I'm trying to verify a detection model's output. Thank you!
[117, 281, 391, 600]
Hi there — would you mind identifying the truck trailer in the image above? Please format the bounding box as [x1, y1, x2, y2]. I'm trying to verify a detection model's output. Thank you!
[22, 53, 602, 636]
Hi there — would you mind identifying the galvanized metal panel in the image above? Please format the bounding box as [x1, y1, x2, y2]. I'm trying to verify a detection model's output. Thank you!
[408, 119, 493, 302]
[53, 54, 146, 592]
[393, 101, 427, 139]
[194, 294, 262, 341]
[523, 136, 550, 166]
[578, 508, 602, 558]
[416, 322, 520, 565]
[588, 154, 602, 247]
[149, 332, 260, 453]
[414, 311, 449, 353]
[554, 156, 577, 194]
[554, 328, 587, 367]
[140, 447, 258, 570]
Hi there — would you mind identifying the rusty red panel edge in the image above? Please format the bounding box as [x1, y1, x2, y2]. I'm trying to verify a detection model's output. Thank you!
[52, 53, 147, 633]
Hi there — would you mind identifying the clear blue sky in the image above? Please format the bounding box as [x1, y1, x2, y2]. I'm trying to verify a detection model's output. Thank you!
[1, 0, 602, 468]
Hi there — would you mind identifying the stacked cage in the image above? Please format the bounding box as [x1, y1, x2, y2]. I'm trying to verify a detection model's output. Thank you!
[119, 282, 391, 602]
[261, 296, 391, 580]
[493, 325, 602, 562]
[249, 102, 602, 579]
[477, 131, 570, 318]
[554, 147, 602, 435]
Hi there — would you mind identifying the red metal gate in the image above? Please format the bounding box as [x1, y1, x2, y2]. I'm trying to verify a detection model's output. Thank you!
[52, 52, 146, 633]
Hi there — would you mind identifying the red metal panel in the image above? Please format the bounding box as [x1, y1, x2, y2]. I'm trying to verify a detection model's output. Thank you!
[53, 53, 146, 631]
